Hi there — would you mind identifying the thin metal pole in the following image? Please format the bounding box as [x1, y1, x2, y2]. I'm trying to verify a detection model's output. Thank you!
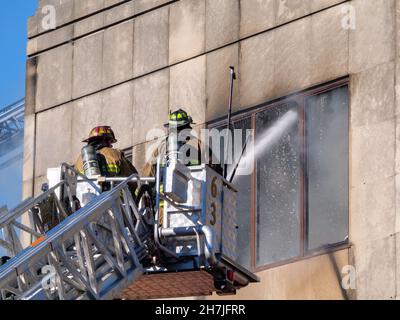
[224, 66, 236, 179]
[228, 134, 251, 183]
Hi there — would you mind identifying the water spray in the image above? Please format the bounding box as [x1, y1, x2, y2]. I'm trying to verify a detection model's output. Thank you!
[229, 109, 299, 180]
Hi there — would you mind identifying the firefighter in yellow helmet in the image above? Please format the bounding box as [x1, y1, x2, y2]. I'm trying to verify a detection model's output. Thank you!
[142, 109, 222, 227]
[143, 109, 223, 176]
[75, 126, 138, 181]
[142, 109, 202, 177]
[141, 109, 198, 227]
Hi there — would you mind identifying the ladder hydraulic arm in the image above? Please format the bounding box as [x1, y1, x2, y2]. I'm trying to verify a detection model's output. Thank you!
[0, 164, 153, 300]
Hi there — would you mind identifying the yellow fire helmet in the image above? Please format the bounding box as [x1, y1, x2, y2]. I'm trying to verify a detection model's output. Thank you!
[165, 109, 194, 129]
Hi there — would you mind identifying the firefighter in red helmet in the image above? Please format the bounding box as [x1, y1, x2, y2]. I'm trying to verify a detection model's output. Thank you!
[75, 126, 138, 179]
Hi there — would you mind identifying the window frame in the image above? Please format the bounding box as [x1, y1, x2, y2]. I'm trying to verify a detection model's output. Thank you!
[122, 147, 133, 162]
[207, 77, 350, 272]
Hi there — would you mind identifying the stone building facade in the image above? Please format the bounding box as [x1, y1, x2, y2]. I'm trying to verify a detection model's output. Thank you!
[24, 0, 400, 299]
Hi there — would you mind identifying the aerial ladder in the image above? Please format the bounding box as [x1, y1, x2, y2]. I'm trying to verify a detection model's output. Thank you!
[0, 153, 258, 300]
[0, 99, 25, 146]
[0, 99, 25, 171]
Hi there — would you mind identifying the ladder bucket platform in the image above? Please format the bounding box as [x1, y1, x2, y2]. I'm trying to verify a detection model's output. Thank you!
[121, 256, 260, 300]
[121, 270, 215, 300]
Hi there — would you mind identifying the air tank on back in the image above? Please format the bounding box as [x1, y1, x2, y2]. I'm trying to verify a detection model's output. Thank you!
[81, 145, 101, 178]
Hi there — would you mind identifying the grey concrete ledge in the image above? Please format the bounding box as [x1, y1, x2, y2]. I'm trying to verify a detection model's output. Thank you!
[28, 0, 176, 41]
[31, 0, 351, 115]
[27, 0, 178, 57]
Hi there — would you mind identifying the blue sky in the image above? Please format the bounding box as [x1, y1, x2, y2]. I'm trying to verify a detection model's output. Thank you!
[0, 1, 38, 211]
[0, 0, 38, 109]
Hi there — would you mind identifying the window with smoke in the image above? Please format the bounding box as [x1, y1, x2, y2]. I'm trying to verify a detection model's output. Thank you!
[208, 81, 349, 270]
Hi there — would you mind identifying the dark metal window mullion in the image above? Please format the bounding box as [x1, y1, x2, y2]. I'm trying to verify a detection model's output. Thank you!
[250, 113, 257, 272]
[299, 96, 307, 258]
